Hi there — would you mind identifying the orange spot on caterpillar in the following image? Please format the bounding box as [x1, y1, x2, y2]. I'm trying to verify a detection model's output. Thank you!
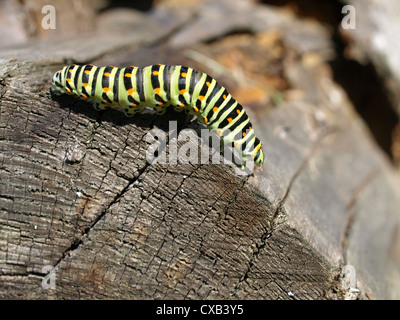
[194, 107, 199, 112]
[84, 70, 91, 74]
[125, 73, 132, 78]
[155, 88, 161, 94]
[256, 145, 261, 151]
[227, 118, 233, 123]
[204, 117, 208, 123]
[83, 83, 88, 87]
[103, 87, 110, 93]
[234, 142, 239, 147]
[199, 96, 205, 101]
[236, 109, 241, 115]
[213, 106, 218, 112]
[180, 89, 186, 94]
[206, 81, 211, 87]
[158, 102, 164, 106]
[104, 101, 110, 104]
[66, 78, 72, 82]
[217, 130, 222, 135]
[104, 72, 110, 77]
[242, 132, 247, 137]
[249, 126, 252, 130]
[181, 72, 187, 78]
[82, 94, 88, 98]
[67, 89, 71, 93]
[127, 88, 134, 95]
[180, 104, 185, 108]
[153, 71, 159, 76]
[223, 94, 227, 100]
[251, 153, 256, 158]
[130, 66, 136, 68]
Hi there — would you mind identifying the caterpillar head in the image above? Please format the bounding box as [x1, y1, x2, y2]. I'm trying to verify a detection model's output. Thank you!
[50, 68, 66, 95]
[254, 146, 265, 166]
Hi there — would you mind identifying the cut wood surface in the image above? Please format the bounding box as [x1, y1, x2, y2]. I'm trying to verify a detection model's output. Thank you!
[1, 0, 399, 299]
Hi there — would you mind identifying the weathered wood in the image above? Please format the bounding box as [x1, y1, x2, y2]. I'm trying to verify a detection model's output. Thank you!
[343, 0, 400, 118]
[1, 0, 399, 300]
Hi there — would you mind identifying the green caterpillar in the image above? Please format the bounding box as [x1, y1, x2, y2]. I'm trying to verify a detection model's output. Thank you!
[51, 64, 265, 166]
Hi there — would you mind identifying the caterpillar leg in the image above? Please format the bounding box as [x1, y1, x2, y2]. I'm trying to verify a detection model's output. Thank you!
[220, 142, 225, 154]
[172, 105, 187, 113]
[153, 102, 169, 115]
[93, 102, 111, 111]
[122, 108, 138, 117]
[156, 109, 167, 116]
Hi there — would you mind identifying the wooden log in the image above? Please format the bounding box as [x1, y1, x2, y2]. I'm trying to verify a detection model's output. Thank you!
[1, 0, 399, 300]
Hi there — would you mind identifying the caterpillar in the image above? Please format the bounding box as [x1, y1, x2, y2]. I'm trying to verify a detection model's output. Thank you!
[50, 64, 265, 166]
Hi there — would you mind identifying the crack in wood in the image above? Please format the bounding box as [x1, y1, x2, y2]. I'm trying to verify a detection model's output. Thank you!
[235, 127, 340, 291]
[50, 112, 185, 271]
[341, 168, 379, 265]
[216, 174, 249, 223]
[52, 160, 151, 271]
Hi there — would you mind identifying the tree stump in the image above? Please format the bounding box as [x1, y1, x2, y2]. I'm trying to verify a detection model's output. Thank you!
[1, 0, 399, 300]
